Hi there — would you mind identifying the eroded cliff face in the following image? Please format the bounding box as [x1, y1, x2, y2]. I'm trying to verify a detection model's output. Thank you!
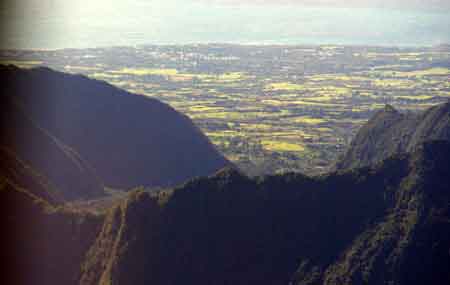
[80, 191, 162, 285]
[336, 103, 450, 171]
[0, 177, 103, 285]
[4, 141, 450, 285]
[294, 140, 450, 285]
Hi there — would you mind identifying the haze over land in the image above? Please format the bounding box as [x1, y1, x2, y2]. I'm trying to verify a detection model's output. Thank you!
[2, 2, 450, 284]
[1, 0, 450, 49]
[3, 44, 449, 176]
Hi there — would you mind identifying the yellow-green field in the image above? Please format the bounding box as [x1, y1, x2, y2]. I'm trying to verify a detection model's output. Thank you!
[99, 63, 449, 176]
[0, 60, 43, 68]
[261, 140, 306, 152]
[5, 45, 449, 176]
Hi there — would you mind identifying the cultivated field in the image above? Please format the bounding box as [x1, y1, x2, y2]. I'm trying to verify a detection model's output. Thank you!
[2, 44, 449, 175]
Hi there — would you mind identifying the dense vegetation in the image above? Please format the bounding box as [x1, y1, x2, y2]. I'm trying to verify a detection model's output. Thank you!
[79, 140, 450, 285]
[4, 140, 449, 284]
[0, 155, 103, 285]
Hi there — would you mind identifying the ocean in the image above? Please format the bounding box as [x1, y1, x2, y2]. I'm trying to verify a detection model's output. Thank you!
[1, 1, 449, 49]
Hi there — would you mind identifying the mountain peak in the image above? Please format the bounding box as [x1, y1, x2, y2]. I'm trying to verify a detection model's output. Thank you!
[336, 102, 450, 171]
[367, 104, 402, 126]
[371, 104, 400, 119]
[383, 104, 398, 113]
[212, 166, 245, 181]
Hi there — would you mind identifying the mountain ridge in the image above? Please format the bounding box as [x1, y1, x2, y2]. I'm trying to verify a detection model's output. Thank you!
[335, 102, 450, 171]
[2, 66, 449, 285]
[0, 92, 105, 200]
[78, 139, 450, 285]
[0, 65, 230, 190]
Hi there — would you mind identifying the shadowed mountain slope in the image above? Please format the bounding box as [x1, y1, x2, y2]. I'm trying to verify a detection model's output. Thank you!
[336, 102, 450, 171]
[3, 67, 449, 285]
[293, 140, 450, 285]
[0, 93, 104, 200]
[0, 65, 229, 189]
[80, 141, 450, 285]
[0, 160, 104, 285]
[0, 124, 106, 284]
[0, 147, 60, 204]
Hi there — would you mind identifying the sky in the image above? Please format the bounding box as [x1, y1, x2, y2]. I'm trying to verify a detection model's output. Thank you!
[208, 0, 450, 10]
[1, 0, 449, 49]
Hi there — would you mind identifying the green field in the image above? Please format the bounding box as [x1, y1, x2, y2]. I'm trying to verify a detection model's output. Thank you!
[3, 45, 449, 175]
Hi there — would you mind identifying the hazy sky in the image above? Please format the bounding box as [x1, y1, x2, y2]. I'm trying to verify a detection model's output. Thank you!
[208, 0, 450, 10]
[1, 0, 449, 49]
